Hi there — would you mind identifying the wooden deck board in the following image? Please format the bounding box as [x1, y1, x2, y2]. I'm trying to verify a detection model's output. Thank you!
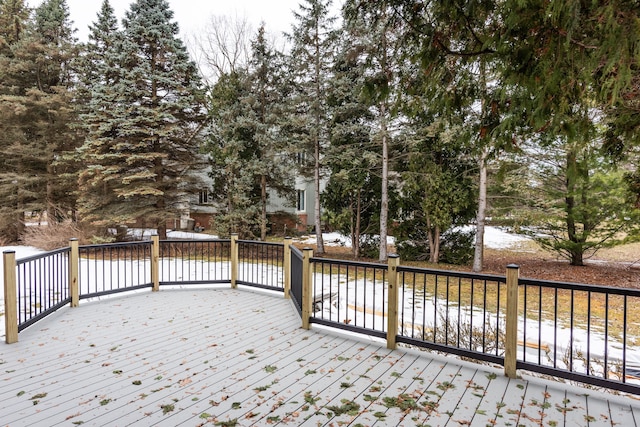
[518, 381, 561, 426]
[608, 399, 639, 426]
[1, 288, 639, 426]
[465, 371, 512, 426]
[440, 368, 494, 426]
[537, 383, 570, 426]
[306, 351, 425, 426]
[256, 342, 395, 425]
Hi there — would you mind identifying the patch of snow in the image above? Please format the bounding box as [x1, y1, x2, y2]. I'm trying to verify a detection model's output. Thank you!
[167, 230, 219, 240]
[297, 232, 396, 248]
[467, 225, 531, 249]
[126, 228, 219, 240]
[296, 226, 530, 250]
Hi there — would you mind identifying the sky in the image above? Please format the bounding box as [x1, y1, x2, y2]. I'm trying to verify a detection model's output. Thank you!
[32, 0, 322, 42]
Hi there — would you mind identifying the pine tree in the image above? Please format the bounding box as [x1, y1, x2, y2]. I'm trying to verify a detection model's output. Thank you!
[79, 0, 207, 239]
[288, 0, 338, 253]
[0, 0, 30, 240]
[324, 32, 379, 258]
[206, 70, 262, 238]
[0, 0, 79, 240]
[343, 0, 406, 261]
[76, 0, 120, 99]
[0, 0, 29, 52]
[247, 25, 293, 240]
[75, 0, 125, 231]
[205, 25, 293, 239]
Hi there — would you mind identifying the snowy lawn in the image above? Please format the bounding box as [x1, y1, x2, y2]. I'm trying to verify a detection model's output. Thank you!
[297, 225, 531, 250]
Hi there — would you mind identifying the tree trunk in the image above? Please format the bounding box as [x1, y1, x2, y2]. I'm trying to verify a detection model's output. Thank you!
[355, 189, 362, 259]
[17, 211, 25, 239]
[313, 17, 325, 254]
[46, 163, 57, 224]
[156, 185, 168, 240]
[426, 216, 440, 263]
[432, 226, 440, 263]
[379, 101, 389, 261]
[151, 53, 166, 241]
[156, 188, 167, 240]
[472, 147, 488, 272]
[260, 174, 267, 241]
[565, 148, 584, 266]
[314, 133, 324, 252]
[349, 194, 356, 256]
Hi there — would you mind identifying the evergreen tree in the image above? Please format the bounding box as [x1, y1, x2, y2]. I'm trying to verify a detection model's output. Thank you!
[370, 0, 639, 269]
[78, 0, 207, 239]
[0, 0, 29, 52]
[0, 0, 30, 240]
[343, 0, 406, 261]
[0, 0, 79, 241]
[205, 25, 293, 239]
[324, 32, 379, 258]
[511, 136, 640, 266]
[75, 0, 125, 231]
[288, 0, 338, 253]
[247, 25, 294, 240]
[495, 0, 640, 265]
[396, 120, 477, 264]
[206, 70, 262, 238]
[75, 0, 120, 100]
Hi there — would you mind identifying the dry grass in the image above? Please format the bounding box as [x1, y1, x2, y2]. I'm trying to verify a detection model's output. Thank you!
[21, 221, 89, 250]
[596, 242, 640, 263]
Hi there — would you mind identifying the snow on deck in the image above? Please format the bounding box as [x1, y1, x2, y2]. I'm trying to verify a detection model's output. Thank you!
[0, 288, 638, 426]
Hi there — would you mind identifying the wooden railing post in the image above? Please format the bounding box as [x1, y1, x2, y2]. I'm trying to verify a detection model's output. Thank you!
[69, 239, 79, 307]
[504, 264, 520, 378]
[283, 237, 292, 299]
[301, 248, 314, 330]
[387, 254, 400, 349]
[151, 235, 159, 292]
[3, 250, 18, 344]
[230, 234, 238, 289]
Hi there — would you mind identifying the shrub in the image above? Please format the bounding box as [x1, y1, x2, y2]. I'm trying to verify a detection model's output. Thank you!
[21, 221, 87, 250]
[397, 228, 475, 265]
[359, 236, 380, 259]
[439, 229, 475, 265]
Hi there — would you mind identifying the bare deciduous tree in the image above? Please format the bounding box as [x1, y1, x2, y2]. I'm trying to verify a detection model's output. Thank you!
[187, 13, 253, 84]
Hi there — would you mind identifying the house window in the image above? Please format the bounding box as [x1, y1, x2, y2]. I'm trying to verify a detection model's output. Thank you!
[296, 190, 305, 211]
[198, 189, 209, 205]
[296, 152, 307, 165]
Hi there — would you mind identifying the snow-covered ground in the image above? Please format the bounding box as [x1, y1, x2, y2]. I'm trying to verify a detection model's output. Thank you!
[297, 225, 531, 250]
[127, 229, 219, 240]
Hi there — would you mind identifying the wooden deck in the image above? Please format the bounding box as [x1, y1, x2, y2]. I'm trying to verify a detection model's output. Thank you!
[1, 288, 639, 426]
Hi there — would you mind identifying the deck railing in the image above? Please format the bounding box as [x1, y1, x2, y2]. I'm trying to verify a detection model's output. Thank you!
[289, 246, 304, 315]
[6, 247, 72, 333]
[515, 277, 640, 395]
[159, 239, 230, 286]
[79, 241, 153, 298]
[237, 240, 284, 291]
[309, 256, 389, 340]
[3, 237, 639, 395]
[395, 265, 507, 367]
